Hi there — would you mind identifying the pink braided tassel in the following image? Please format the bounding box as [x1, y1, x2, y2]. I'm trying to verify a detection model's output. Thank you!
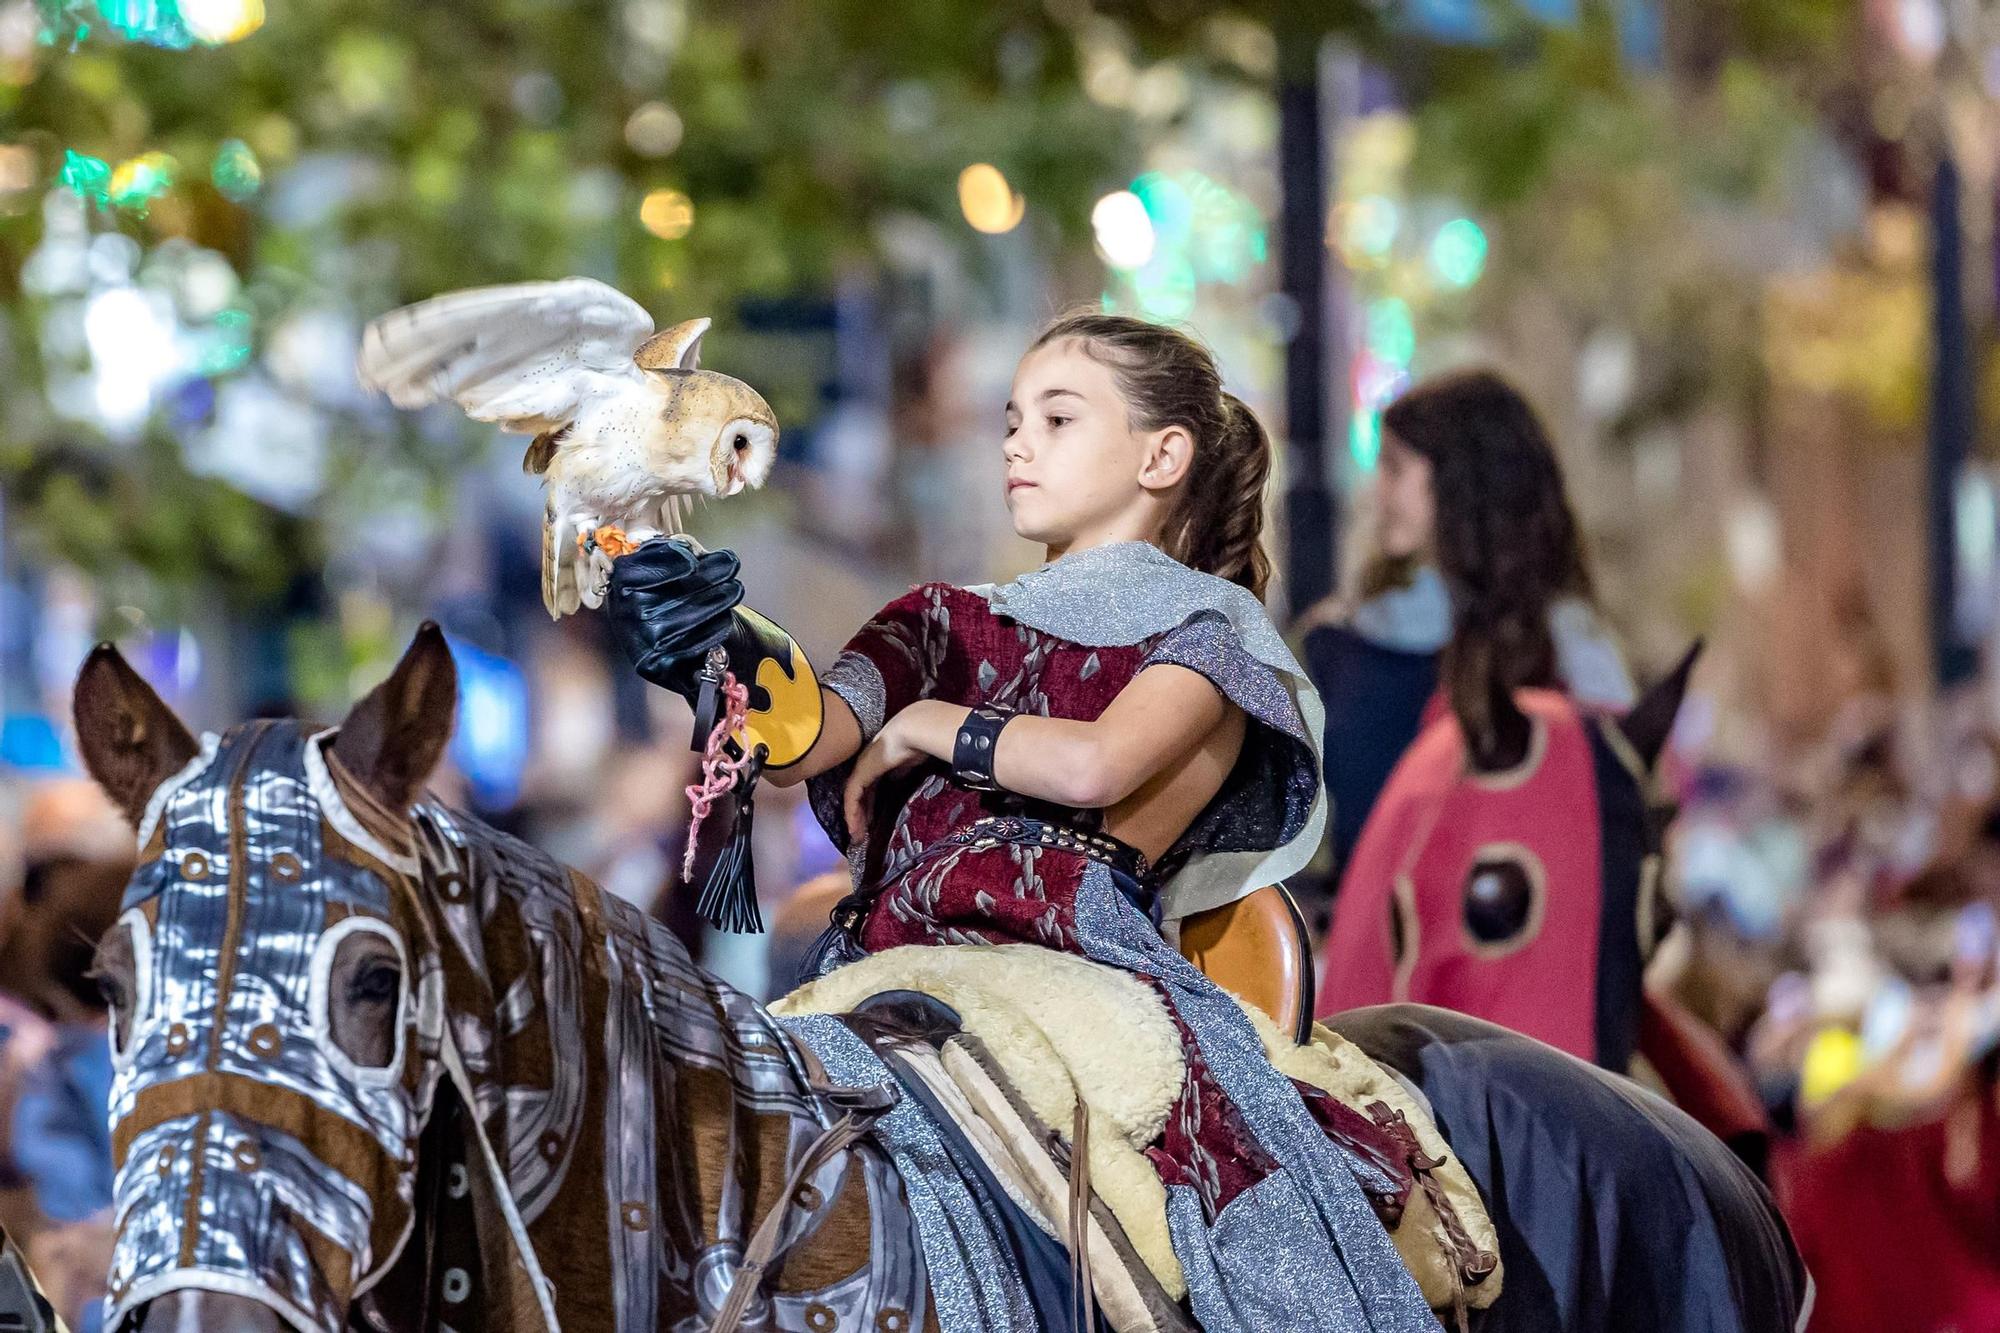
[683, 672, 755, 881]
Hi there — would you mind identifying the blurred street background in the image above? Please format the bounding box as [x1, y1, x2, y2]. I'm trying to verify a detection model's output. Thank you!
[4, 1, 2000, 1328]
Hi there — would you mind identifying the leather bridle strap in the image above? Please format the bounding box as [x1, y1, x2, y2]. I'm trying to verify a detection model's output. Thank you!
[708, 1109, 876, 1333]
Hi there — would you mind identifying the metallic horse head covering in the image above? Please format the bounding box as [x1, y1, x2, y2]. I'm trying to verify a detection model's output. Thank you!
[106, 720, 448, 1330]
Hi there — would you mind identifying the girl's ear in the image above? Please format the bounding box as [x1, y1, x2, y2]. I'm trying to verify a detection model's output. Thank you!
[1139, 424, 1194, 492]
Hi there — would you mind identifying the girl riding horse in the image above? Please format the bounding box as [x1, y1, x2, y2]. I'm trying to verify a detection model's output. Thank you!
[74, 312, 1807, 1333]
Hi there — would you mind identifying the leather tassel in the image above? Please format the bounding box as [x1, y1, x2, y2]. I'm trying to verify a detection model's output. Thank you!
[693, 750, 765, 933]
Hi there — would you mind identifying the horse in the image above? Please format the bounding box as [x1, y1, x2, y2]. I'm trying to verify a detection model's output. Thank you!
[75, 625, 1808, 1332]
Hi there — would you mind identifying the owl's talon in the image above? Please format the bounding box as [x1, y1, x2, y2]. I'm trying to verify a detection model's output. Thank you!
[579, 544, 615, 609]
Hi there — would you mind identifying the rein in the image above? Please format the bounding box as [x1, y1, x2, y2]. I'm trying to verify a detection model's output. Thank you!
[708, 1109, 874, 1333]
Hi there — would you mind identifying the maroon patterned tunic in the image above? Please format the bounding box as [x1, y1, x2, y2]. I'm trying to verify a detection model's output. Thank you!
[811, 583, 1415, 1224]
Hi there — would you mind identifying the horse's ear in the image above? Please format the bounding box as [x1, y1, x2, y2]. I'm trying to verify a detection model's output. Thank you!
[332, 623, 458, 812]
[73, 644, 201, 827]
[1618, 640, 1703, 772]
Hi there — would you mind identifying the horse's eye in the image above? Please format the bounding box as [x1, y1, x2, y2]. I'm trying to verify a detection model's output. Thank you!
[93, 970, 129, 1013]
[347, 960, 402, 1007]
[98, 909, 150, 1065]
[319, 924, 407, 1075]
[1461, 848, 1544, 953]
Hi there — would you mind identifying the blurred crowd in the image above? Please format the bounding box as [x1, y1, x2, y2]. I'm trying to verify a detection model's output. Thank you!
[1652, 645, 2000, 1331]
[0, 776, 130, 1331]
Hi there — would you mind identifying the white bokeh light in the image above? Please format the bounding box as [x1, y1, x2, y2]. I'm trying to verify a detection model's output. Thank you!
[84, 285, 184, 434]
[1091, 190, 1156, 271]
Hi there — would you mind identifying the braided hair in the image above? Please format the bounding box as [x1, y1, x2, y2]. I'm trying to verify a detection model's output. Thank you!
[1032, 310, 1273, 599]
[1380, 369, 1595, 767]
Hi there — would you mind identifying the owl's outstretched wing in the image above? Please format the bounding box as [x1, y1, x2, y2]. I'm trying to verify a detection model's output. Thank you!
[357, 278, 654, 436]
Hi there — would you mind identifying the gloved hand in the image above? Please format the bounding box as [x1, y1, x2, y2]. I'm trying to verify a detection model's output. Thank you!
[605, 537, 745, 703]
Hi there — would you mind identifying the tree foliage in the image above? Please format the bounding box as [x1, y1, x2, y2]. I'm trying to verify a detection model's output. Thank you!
[0, 0, 1863, 616]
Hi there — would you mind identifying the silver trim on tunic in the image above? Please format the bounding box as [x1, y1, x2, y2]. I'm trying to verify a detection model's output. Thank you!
[823, 649, 890, 742]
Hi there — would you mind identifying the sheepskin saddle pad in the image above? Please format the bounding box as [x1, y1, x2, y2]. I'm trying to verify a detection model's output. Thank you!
[774, 944, 1502, 1317]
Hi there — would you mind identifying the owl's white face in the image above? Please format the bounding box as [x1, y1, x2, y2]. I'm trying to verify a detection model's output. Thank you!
[713, 415, 778, 496]
[1001, 339, 1191, 560]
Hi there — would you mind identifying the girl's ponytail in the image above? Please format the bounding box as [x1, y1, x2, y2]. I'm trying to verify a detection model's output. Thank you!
[1168, 391, 1271, 600]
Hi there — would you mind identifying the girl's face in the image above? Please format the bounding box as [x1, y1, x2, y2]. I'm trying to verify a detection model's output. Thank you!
[1002, 339, 1189, 557]
[1374, 431, 1436, 560]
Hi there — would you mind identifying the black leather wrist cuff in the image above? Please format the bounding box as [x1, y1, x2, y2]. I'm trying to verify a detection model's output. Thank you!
[952, 704, 1013, 792]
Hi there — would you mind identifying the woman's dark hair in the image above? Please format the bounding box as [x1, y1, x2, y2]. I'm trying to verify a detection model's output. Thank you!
[1381, 369, 1595, 765]
[1033, 310, 1272, 599]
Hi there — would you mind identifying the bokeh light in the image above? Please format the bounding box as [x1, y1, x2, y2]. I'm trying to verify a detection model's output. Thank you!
[1132, 252, 1197, 321]
[624, 102, 684, 158]
[84, 284, 180, 430]
[181, 0, 265, 44]
[211, 138, 262, 201]
[0, 143, 33, 195]
[1365, 297, 1416, 368]
[60, 150, 111, 207]
[109, 151, 176, 211]
[1348, 349, 1409, 472]
[639, 188, 694, 240]
[94, 0, 195, 47]
[1331, 195, 1399, 269]
[957, 163, 1024, 235]
[1430, 217, 1488, 288]
[0, 3, 35, 85]
[1101, 168, 1268, 321]
[1091, 190, 1155, 270]
[199, 306, 253, 375]
[1350, 408, 1382, 471]
[1130, 171, 1192, 245]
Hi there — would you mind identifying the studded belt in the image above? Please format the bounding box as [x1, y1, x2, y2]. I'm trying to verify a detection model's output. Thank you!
[821, 816, 1159, 945]
[934, 814, 1152, 883]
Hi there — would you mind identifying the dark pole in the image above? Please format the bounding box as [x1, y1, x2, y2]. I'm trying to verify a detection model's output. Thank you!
[1277, 26, 1335, 621]
[1928, 152, 1979, 687]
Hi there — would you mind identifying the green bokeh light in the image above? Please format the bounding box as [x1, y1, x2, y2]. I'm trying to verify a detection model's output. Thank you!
[90, 0, 193, 47]
[1134, 253, 1197, 322]
[1366, 297, 1416, 368]
[109, 151, 174, 208]
[199, 306, 254, 375]
[1431, 217, 1488, 288]
[1350, 408, 1382, 471]
[212, 139, 262, 201]
[59, 149, 111, 206]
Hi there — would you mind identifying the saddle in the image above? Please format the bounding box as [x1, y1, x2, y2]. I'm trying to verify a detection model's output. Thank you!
[773, 938, 1503, 1327]
[772, 879, 1318, 1040]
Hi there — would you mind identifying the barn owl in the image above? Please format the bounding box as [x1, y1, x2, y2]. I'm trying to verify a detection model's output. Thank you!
[357, 278, 779, 618]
